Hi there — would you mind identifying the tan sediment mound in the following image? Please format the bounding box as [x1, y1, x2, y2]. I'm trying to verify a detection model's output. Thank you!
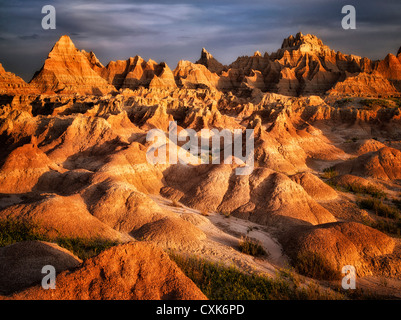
[131, 217, 206, 250]
[103, 111, 143, 143]
[82, 179, 168, 233]
[163, 165, 336, 226]
[281, 222, 396, 277]
[30, 35, 115, 95]
[356, 139, 387, 155]
[0, 194, 123, 241]
[137, 104, 174, 131]
[41, 114, 119, 166]
[7, 242, 207, 300]
[233, 169, 336, 226]
[290, 172, 338, 201]
[181, 213, 210, 227]
[96, 142, 165, 194]
[0, 241, 81, 295]
[0, 143, 61, 193]
[334, 147, 401, 181]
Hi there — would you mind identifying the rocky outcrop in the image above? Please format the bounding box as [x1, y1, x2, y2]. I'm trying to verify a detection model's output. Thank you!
[195, 48, 227, 74]
[0, 64, 39, 95]
[375, 53, 401, 80]
[101, 56, 176, 90]
[30, 36, 115, 95]
[174, 60, 221, 89]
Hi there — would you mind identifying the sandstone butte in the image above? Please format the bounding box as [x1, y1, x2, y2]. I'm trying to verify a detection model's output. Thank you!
[0, 32, 401, 300]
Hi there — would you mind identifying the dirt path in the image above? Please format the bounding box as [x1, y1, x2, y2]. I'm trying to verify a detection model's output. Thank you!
[150, 195, 288, 277]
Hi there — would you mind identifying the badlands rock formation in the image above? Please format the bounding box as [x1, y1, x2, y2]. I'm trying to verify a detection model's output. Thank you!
[30, 36, 115, 95]
[0, 33, 401, 299]
[0, 64, 39, 95]
[2, 33, 399, 97]
[195, 48, 227, 74]
[6, 242, 207, 300]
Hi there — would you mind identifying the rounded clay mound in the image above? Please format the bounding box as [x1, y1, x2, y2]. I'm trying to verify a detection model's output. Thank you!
[131, 217, 206, 249]
[7, 242, 207, 300]
[281, 222, 396, 277]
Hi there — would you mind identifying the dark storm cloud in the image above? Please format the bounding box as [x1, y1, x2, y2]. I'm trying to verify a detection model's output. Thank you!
[0, 0, 400, 81]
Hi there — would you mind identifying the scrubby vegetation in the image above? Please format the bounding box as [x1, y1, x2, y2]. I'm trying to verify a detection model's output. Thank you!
[220, 211, 231, 218]
[0, 219, 45, 247]
[368, 220, 401, 238]
[357, 197, 400, 220]
[328, 181, 386, 199]
[170, 254, 342, 300]
[170, 199, 182, 208]
[360, 98, 392, 109]
[335, 98, 353, 107]
[238, 236, 268, 257]
[322, 167, 338, 179]
[292, 251, 341, 281]
[0, 219, 118, 260]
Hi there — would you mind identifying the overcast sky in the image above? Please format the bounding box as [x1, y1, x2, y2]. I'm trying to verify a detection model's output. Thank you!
[0, 0, 400, 81]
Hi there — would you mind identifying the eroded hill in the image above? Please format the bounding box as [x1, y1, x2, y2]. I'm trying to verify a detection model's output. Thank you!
[1, 33, 401, 299]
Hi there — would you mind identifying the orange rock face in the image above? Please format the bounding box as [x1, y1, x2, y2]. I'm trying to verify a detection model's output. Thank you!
[0, 64, 39, 95]
[101, 56, 176, 90]
[30, 36, 115, 95]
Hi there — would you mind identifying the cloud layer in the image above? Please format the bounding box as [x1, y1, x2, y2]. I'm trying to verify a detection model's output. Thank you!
[0, 0, 400, 81]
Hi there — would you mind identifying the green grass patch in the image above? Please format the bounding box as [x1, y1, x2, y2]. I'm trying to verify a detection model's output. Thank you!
[322, 167, 338, 179]
[220, 211, 231, 218]
[0, 218, 118, 260]
[55, 238, 119, 260]
[360, 99, 392, 110]
[389, 98, 401, 108]
[368, 219, 401, 238]
[330, 182, 386, 199]
[292, 251, 341, 281]
[357, 197, 400, 220]
[238, 236, 268, 257]
[335, 98, 353, 107]
[0, 219, 47, 246]
[169, 254, 341, 300]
